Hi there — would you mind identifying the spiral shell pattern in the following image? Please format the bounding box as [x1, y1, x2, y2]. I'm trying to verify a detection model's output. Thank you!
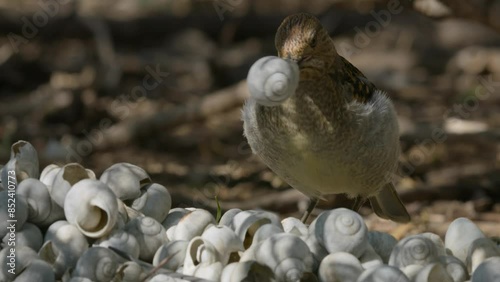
[312, 208, 368, 257]
[247, 56, 299, 107]
[389, 235, 439, 268]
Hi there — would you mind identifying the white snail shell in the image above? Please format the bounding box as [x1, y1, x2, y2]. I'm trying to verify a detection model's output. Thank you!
[219, 208, 242, 228]
[221, 261, 274, 282]
[153, 240, 189, 271]
[96, 229, 140, 259]
[99, 162, 151, 201]
[413, 262, 454, 282]
[1, 140, 39, 185]
[389, 235, 439, 268]
[124, 216, 168, 262]
[162, 208, 191, 229]
[230, 210, 283, 249]
[16, 178, 64, 228]
[439, 255, 469, 282]
[471, 257, 500, 282]
[3, 222, 42, 252]
[247, 56, 299, 107]
[201, 225, 244, 265]
[239, 223, 283, 262]
[183, 236, 223, 281]
[303, 232, 329, 272]
[40, 220, 89, 279]
[318, 252, 363, 282]
[49, 163, 96, 208]
[357, 265, 410, 282]
[13, 259, 55, 282]
[115, 261, 148, 282]
[64, 179, 118, 238]
[253, 233, 313, 282]
[421, 232, 447, 256]
[466, 237, 500, 272]
[0, 191, 28, 238]
[0, 246, 39, 281]
[311, 208, 368, 258]
[39, 164, 61, 188]
[281, 217, 308, 237]
[129, 183, 171, 223]
[68, 278, 94, 282]
[71, 247, 123, 282]
[368, 231, 398, 264]
[359, 243, 384, 270]
[445, 217, 486, 264]
[170, 209, 215, 242]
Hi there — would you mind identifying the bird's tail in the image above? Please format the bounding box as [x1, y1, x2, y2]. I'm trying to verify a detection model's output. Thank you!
[369, 183, 411, 223]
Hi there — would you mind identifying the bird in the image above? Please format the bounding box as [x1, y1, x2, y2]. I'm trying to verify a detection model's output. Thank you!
[242, 13, 411, 223]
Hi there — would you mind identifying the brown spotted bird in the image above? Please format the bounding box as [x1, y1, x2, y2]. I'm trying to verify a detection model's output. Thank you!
[242, 13, 411, 223]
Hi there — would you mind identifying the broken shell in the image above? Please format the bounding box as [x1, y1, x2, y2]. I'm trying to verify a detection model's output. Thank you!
[71, 247, 123, 282]
[124, 216, 168, 262]
[183, 236, 223, 281]
[357, 265, 410, 282]
[219, 208, 242, 228]
[311, 208, 368, 257]
[247, 56, 299, 107]
[1, 140, 39, 185]
[170, 209, 215, 242]
[445, 217, 486, 264]
[230, 210, 283, 249]
[253, 233, 313, 282]
[49, 163, 96, 207]
[201, 225, 244, 265]
[40, 220, 89, 279]
[96, 229, 140, 259]
[2, 222, 42, 252]
[318, 252, 363, 282]
[281, 217, 308, 237]
[389, 235, 439, 268]
[16, 178, 64, 227]
[39, 164, 61, 188]
[99, 162, 151, 201]
[129, 183, 171, 223]
[153, 240, 189, 271]
[64, 179, 118, 238]
[239, 224, 283, 262]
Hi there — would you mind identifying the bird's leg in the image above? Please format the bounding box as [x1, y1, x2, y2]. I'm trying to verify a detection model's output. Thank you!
[351, 196, 367, 211]
[301, 197, 319, 223]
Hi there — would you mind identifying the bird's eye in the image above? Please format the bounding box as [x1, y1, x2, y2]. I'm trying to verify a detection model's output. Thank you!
[310, 36, 317, 48]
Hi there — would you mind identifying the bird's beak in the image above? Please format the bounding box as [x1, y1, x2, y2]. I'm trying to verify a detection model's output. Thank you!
[285, 55, 311, 66]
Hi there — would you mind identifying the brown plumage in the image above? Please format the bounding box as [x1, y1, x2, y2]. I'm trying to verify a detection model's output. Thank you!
[243, 13, 410, 223]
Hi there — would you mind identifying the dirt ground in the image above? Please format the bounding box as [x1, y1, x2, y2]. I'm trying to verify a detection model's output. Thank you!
[0, 0, 499, 239]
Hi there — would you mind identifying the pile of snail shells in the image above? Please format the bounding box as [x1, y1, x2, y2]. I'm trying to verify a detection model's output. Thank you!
[1, 140, 500, 282]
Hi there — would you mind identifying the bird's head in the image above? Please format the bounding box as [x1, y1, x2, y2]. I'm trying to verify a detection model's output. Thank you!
[275, 13, 337, 70]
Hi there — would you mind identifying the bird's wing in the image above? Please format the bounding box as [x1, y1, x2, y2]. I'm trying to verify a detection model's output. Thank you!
[329, 56, 377, 104]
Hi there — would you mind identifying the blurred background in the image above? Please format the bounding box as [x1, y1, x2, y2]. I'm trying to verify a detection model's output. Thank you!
[0, 0, 499, 237]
